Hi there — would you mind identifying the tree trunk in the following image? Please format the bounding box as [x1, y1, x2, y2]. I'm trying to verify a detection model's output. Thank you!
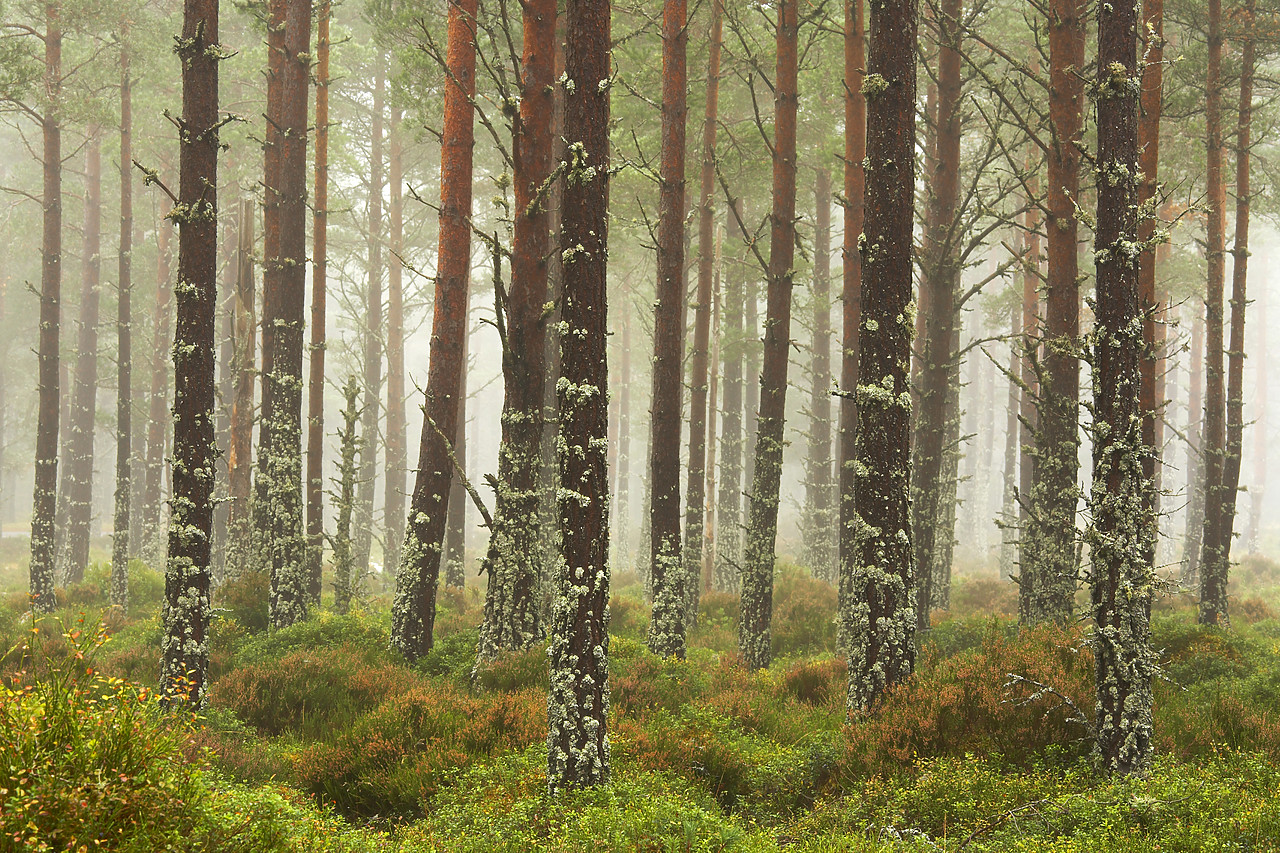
[111, 36, 132, 610]
[1090, 0, 1153, 773]
[143, 211, 173, 567]
[30, 1, 61, 613]
[1017, 173, 1040, 597]
[804, 166, 835, 583]
[646, 0, 689, 661]
[443, 313, 468, 588]
[304, 0, 330, 606]
[546, 0, 611, 792]
[1198, 0, 1228, 626]
[1245, 296, 1266, 554]
[391, 0, 477, 660]
[739, 0, 799, 672]
[1137, 0, 1164, 523]
[1000, 303, 1020, 580]
[1182, 305, 1205, 581]
[716, 199, 745, 594]
[845, 0, 916, 711]
[213, 211, 235, 585]
[385, 108, 407, 579]
[703, 269, 721, 593]
[616, 312, 633, 575]
[159, 0, 219, 707]
[258, 0, 312, 629]
[474, 0, 557, 667]
[836, 0, 866, 655]
[226, 198, 255, 578]
[1026, 0, 1085, 624]
[912, 0, 960, 631]
[1205, 18, 1254, 620]
[682, 0, 722, 627]
[332, 376, 360, 614]
[62, 131, 104, 584]
[354, 60, 384, 585]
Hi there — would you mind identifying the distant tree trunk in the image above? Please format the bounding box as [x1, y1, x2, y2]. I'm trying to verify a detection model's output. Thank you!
[739, 0, 799, 672]
[703, 272, 721, 592]
[443, 314, 467, 588]
[62, 131, 104, 585]
[1026, 0, 1085, 624]
[213, 219, 234, 585]
[913, 0, 960, 631]
[160, 0, 219, 707]
[391, 0, 477, 660]
[226, 199, 255, 578]
[546, 0, 611, 792]
[1017, 176, 1040, 593]
[716, 199, 745, 594]
[258, 0, 312, 629]
[836, 0, 866, 655]
[1000, 303, 1020, 580]
[935, 330, 962, 608]
[804, 166, 835, 583]
[474, 0, 556, 667]
[143, 213, 173, 566]
[385, 108, 407, 579]
[304, 0, 331, 606]
[1245, 297, 1266, 554]
[332, 376, 360, 615]
[1204, 18, 1254, 621]
[111, 38, 133, 610]
[1137, 0, 1164, 523]
[1090, 0, 1153, 773]
[1182, 306, 1205, 581]
[1198, 0, 1228, 626]
[354, 60, 384, 583]
[682, 0, 722, 627]
[616, 313, 633, 573]
[30, 1, 62, 613]
[647, 0, 689, 661]
[845, 0, 917, 711]
[743, 279, 760, 488]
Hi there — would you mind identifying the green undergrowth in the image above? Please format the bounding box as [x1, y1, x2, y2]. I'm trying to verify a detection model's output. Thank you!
[7, 556, 1280, 849]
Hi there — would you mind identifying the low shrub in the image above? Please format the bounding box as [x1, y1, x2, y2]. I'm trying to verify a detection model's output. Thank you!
[771, 566, 836, 658]
[216, 570, 271, 633]
[473, 643, 548, 692]
[949, 574, 1018, 617]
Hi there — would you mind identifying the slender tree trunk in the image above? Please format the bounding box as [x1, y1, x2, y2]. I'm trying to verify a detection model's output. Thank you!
[703, 270, 721, 593]
[682, 0, 722, 627]
[385, 108, 407, 579]
[143, 214, 173, 566]
[226, 199, 255, 577]
[616, 313, 632, 575]
[804, 166, 835, 583]
[913, 0, 960, 631]
[1198, 0, 1228, 626]
[845, 0, 916, 711]
[259, 0, 312, 628]
[739, 0, 799, 672]
[160, 0, 219, 707]
[1026, 0, 1085, 624]
[332, 376, 360, 614]
[62, 131, 104, 584]
[443, 313, 468, 588]
[1017, 184, 1040, 595]
[354, 60, 384, 584]
[213, 216, 235, 585]
[1000, 303, 1021, 580]
[1090, 0, 1153, 773]
[30, 1, 62, 613]
[1245, 296, 1266, 554]
[474, 0, 557, 667]
[1138, 0, 1164, 523]
[743, 279, 760, 488]
[935, 330, 962, 608]
[1183, 305, 1205, 580]
[1205, 20, 1254, 620]
[391, 0, 477, 660]
[716, 200, 745, 593]
[836, 0, 866, 655]
[111, 37, 133, 610]
[304, 0, 330, 606]
[547, 0, 611, 791]
[647, 0, 690, 661]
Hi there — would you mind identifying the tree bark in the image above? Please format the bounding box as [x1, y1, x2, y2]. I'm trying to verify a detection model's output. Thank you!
[647, 0, 689, 661]
[160, 0, 219, 707]
[1090, 0, 1154, 773]
[703, 268, 721, 593]
[443, 315, 468, 588]
[385, 108, 407, 579]
[682, 0, 722, 627]
[1000, 303, 1020, 580]
[845, 0, 916, 711]
[258, 0, 312, 628]
[30, 1, 61, 613]
[1137, 0, 1165, 522]
[546, 0, 611, 791]
[111, 36, 132, 610]
[226, 198, 255, 578]
[716, 199, 745, 594]
[1182, 304, 1205, 581]
[143, 210, 173, 566]
[739, 0, 799, 672]
[836, 0, 866, 655]
[474, 0, 557, 667]
[804, 166, 835, 583]
[1198, 0, 1228, 626]
[304, 0, 330, 606]
[391, 0, 477, 660]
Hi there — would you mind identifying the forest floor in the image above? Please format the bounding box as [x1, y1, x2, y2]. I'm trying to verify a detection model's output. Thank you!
[4, 538, 1280, 851]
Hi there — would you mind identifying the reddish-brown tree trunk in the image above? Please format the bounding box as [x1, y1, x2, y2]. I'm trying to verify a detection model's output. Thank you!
[304, 0, 330, 605]
[681, 0, 722, 627]
[159, 0, 219, 707]
[845, 0, 917, 711]
[739, 0, 798, 672]
[546, 0, 611, 791]
[385, 108, 407, 578]
[1198, 0, 1228, 625]
[29, 1, 62, 612]
[392, 0, 477, 660]
[836, 0, 866, 654]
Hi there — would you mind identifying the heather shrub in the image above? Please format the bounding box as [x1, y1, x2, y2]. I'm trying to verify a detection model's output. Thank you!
[771, 565, 836, 658]
[609, 592, 649, 638]
[415, 626, 479, 681]
[216, 569, 271, 632]
[611, 648, 702, 716]
[781, 657, 847, 707]
[948, 573, 1018, 617]
[473, 643, 548, 692]
[233, 611, 390, 667]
